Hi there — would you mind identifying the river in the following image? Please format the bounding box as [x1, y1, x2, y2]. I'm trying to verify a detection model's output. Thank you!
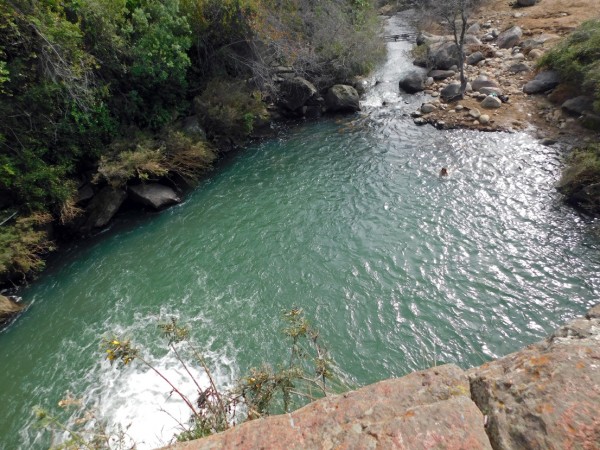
[1, 14, 599, 450]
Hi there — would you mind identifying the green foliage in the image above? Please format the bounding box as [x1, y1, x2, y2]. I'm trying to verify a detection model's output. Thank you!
[123, 0, 193, 128]
[34, 398, 133, 450]
[97, 310, 344, 443]
[95, 130, 216, 187]
[0, 212, 55, 277]
[195, 79, 268, 144]
[95, 143, 168, 187]
[162, 130, 217, 183]
[540, 19, 600, 113]
[559, 143, 600, 198]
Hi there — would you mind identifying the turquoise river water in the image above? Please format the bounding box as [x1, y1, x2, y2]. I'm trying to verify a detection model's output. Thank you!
[1, 15, 599, 450]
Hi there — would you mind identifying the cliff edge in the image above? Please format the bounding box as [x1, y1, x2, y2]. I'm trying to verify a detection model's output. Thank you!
[167, 304, 600, 449]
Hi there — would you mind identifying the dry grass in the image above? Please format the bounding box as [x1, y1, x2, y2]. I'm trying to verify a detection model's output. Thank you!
[0, 295, 24, 318]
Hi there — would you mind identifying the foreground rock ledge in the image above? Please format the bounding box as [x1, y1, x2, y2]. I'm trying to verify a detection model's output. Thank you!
[167, 306, 600, 450]
[169, 364, 492, 450]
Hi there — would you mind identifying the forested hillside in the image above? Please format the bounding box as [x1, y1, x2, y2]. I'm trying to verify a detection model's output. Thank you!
[0, 0, 383, 283]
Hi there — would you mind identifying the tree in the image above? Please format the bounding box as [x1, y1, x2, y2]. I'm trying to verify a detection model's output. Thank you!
[422, 0, 482, 98]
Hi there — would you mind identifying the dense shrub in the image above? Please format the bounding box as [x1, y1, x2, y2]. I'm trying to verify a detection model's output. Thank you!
[559, 143, 600, 197]
[95, 131, 217, 187]
[540, 19, 600, 113]
[0, 0, 383, 282]
[194, 79, 269, 145]
[0, 213, 54, 278]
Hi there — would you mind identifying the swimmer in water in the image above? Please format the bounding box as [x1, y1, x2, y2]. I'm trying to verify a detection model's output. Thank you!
[439, 167, 448, 177]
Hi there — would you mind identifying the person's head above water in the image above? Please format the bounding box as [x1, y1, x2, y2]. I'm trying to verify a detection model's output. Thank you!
[440, 167, 448, 176]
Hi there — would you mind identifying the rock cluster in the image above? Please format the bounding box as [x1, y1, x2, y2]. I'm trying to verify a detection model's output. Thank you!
[75, 72, 364, 234]
[403, 7, 598, 135]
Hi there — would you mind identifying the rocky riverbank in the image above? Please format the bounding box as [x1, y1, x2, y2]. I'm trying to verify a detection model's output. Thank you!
[167, 304, 600, 449]
[399, 0, 599, 145]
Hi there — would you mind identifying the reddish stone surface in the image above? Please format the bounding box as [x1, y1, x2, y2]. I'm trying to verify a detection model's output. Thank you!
[166, 306, 600, 450]
[168, 364, 492, 450]
[468, 307, 600, 450]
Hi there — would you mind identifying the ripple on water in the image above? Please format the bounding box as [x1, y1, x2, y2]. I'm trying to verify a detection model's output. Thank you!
[1, 13, 600, 450]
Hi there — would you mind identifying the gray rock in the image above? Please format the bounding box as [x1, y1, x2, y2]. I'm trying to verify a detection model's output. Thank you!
[472, 75, 499, 91]
[304, 105, 322, 119]
[479, 114, 490, 124]
[469, 108, 481, 119]
[399, 70, 426, 94]
[82, 187, 126, 231]
[479, 86, 503, 96]
[508, 62, 531, 73]
[482, 33, 496, 42]
[540, 138, 557, 146]
[324, 85, 360, 113]
[562, 96, 594, 116]
[467, 52, 485, 65]
[580, 112, 600, 131]
[278, 77, 317, 111]
[413, 117, 427, 125]
[75, 184, 94, 205]
[425, 76, 434, 87]
[421, 103, 436, 114]
[464, 34, 482, 45]
[428, 41, 461, 70]
[128, 183, 181, 210]
[440, 83, 463, 101]
[467, 23, 480, 34]
[349, 76, 368, 96]
[481, 95, 502, 109]
[496, 26, 522, 49]
[517, 0, 538, 5]
[528, 49, 544, 60]
[428, 69, 456, 80]
[523, 70, 561, 94]
[519, 38, 543, 52]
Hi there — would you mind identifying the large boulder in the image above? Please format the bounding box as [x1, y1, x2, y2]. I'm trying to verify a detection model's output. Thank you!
[467, 51, 485, 65]
[516, 0, 538, 5]
[324, 84, 360, 113]
[561, 96, 594, 116]
[428, 40, 462, 70]
[399, 70, 426, 93]
[469, 305, 600, 450]
[464, 34, 482, 46]
[472, 75, 499, 92]
[170, 364, 492, 450]
[496, 26, 522, 49]
[82, 186, 126, 231]
[128, 183, 181, 210]
[508, 62, 531, 73]
[523, 70, 561, 94]
[481, 95, 502, 109]
[580, 112, 600, 131]
[278, 77, 317, 111]
[440, 83, 463, 101]
[479, 86, 503, 96]
[428, 69, 455, 80]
